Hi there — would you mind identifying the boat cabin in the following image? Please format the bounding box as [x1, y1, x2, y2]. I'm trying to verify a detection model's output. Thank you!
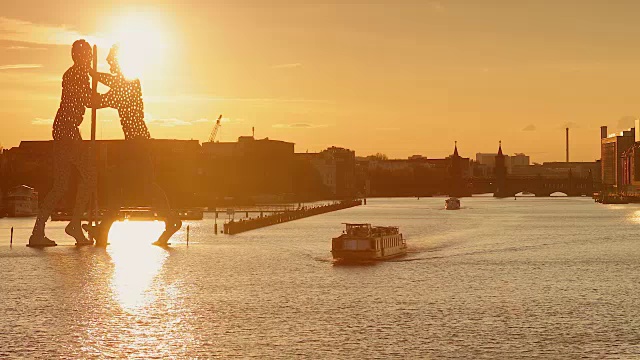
[332, 223, 406, 261]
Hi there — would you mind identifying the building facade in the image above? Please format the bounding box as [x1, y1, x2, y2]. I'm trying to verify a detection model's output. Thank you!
[201, 136, 295, 203]
[600, 125, 635, 190]
[296, 147, 356, 198]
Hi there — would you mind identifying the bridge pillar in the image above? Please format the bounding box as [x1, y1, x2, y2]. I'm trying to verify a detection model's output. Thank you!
[494, 142, 508, 197]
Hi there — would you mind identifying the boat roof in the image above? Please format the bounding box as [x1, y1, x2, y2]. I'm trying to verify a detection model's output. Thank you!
[342, 223, 398, 230]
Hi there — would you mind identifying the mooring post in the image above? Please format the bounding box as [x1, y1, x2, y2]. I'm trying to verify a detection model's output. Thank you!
[10, 227, 13, 247]
[186, 225, 190, 246]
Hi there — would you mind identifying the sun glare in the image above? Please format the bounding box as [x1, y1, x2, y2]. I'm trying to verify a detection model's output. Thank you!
[107, 220, 167, 313]
[105, 12, 168, 80]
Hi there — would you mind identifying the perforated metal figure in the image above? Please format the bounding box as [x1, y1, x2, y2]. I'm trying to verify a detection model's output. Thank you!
[95, 45, 150, 140]
[29, 39, 97, 247]
[87, 45, 181, 246]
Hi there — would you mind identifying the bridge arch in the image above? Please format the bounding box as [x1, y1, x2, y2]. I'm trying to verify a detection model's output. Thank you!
[514, 192, 535, 197]
[550, 192, 568, 197]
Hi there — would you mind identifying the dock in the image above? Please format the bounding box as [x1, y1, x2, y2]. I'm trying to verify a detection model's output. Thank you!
[50, 207, 204, 222]
[223, 199, 362, 235]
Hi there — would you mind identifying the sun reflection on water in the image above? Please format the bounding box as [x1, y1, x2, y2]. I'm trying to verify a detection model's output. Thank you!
[107, 220, 167, 313]
[630, 210, 640, 224]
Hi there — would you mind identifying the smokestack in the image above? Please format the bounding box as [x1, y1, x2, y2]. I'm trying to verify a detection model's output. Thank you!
[566, 127, 569, 163]
[600, 126, 607, 139]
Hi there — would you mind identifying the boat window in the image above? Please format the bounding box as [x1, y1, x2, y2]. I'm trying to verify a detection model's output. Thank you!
[344, 239, 358, 250]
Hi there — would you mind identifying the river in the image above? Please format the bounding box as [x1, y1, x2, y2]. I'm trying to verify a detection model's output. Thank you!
[1, 197, 640, 358]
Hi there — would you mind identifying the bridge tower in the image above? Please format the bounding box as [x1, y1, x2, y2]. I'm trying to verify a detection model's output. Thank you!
[449, 141, 465, 197]
[494, 141, 508, 197]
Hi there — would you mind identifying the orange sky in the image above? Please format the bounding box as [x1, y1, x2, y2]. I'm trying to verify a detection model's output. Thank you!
[2, 1, 640, 162]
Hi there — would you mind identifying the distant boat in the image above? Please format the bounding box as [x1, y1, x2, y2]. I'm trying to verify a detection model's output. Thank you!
[445, 197, 461, 210]
[331, 223, 406, 262]
[5, 185, 38, 217]
[598, 195, 629, 204]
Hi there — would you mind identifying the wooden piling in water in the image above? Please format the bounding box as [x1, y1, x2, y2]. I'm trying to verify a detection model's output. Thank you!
[10, 227, 13, 247]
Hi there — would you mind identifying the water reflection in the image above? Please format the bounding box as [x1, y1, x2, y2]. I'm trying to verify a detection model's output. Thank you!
[107, 221, 167, 313]
[630, 210, 640, 224]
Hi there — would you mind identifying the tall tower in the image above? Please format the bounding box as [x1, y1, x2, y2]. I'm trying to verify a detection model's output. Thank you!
[566, 127, 570, 162]
[494, 141, 507, 197]
[449, 141, 463, 197]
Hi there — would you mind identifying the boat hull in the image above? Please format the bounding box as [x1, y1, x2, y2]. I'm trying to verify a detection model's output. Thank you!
[331, 247, 407, 262]
[6, 203, 38, 217]
[445, 197, 461, 210]
[331, 223, 406, 263]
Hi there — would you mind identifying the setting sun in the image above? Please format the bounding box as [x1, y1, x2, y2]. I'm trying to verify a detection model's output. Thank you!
[104, 12, 168, 80]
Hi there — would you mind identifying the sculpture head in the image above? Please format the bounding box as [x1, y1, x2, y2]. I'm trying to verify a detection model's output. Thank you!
[71, 39, 92, 68]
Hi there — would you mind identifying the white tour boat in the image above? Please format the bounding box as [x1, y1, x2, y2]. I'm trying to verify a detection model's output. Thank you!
[5, 185, 39, 217]
[331, 223, 406, 262]
[445, 197, 461, 210]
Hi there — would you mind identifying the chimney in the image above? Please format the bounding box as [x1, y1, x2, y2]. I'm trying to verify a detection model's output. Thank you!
[566, 127, 569, 163]
[600, 126, 607, 139]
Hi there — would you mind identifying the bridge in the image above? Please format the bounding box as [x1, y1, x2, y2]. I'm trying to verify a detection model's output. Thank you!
[468, 173, 595, 197]
[457, 142, 596, 198]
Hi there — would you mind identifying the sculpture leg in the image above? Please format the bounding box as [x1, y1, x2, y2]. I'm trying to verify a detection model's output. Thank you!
[29, 144, 72, 247]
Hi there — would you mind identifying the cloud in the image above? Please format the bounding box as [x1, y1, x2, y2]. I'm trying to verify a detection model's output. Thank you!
[522, 124, 537, 131]
[195, 117, 244, 124]
[0, 17, 98, 46]
[271, 63, 302, 69]
[0, 64, 42, 70]
[32, 118, 53, 125]
[145, 118, 192, 127]
[272, 123, 328, 129]
[429, 2, 446, 13]
[145, 94, 330, 105]
[5, 45, 47, 50]
[617, 115, 637, 129]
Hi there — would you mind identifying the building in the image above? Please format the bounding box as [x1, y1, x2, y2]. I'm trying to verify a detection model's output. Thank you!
[1, 139, 201, 210]
[296, 147, 356, 198]
[475, 153, 500, 171]
[600, 125, 635, 190]
[510, 161, 600, 179]
[201, 136, 295, 202]
[621, 144, 640, 194]
[476, 152, 530, 174]
[362, 144, 470, 197]
[511, 153, 530, 167]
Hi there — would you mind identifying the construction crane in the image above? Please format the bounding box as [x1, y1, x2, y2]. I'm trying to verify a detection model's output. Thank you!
[208, 115, 223, 142]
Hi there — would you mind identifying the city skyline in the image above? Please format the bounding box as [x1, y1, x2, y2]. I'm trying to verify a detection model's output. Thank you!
[5, 2, 640, 162]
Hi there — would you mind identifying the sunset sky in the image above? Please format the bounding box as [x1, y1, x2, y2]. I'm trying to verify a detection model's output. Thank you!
[3, 1, 640, 162]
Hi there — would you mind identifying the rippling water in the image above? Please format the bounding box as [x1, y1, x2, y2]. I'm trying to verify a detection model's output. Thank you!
[2, 197, 640, 358]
